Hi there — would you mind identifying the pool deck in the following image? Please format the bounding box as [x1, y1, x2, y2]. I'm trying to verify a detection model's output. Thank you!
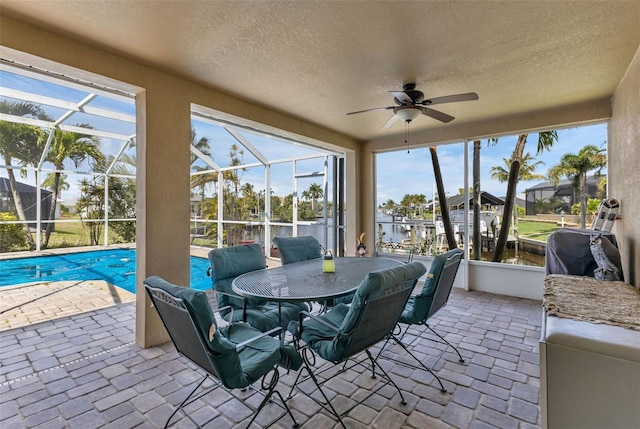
[0, 281, 136, 332]
[0, 245, 279, 332]
[1, 286, 543, 428]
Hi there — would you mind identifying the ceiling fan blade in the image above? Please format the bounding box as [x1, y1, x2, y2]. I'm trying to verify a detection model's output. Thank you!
[389, 91, 413, 104]
[346, 106, 394, 115]
[382, 114, 401, 129]
[421, 107, 455, 123]
[422, 92, 479, 106]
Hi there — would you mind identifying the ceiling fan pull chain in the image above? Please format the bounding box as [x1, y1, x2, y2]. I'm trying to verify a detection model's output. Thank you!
[405, 121, 410, 153]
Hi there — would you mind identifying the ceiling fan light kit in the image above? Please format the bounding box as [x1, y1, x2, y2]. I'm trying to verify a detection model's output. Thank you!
[394, 106, 422, 122]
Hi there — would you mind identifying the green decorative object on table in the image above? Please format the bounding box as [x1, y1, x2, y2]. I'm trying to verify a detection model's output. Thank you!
[322, 250, 335, 273]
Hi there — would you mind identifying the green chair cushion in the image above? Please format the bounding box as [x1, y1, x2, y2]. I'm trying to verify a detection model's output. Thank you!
[145, 276, 302, 388]
[420, 248, 463, 296]
[209, 243, 267, 279]
[398, 295, 433, 325]
[224, 302, 308, 332]
[290, 262, 427, 361]
[220, 323, 280, 383]
[420, 251, 447, 297]
[273, 236, 352, 305]
[209, 244, 268, 308]
[398, 248, 462, 325]
[208, 244, 308, 333]
[273, 235, 322, 264]
[288, 304, 349, 343]
[144, 276, 236, 354]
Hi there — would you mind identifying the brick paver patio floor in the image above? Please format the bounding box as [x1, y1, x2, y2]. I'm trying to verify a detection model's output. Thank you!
[0, 281, 542, 428]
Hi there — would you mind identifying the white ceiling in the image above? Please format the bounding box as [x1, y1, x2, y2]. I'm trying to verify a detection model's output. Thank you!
[1, 1, 639, 142]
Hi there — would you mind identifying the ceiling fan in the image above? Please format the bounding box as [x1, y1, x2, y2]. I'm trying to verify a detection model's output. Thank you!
[346, 83, 479, 129]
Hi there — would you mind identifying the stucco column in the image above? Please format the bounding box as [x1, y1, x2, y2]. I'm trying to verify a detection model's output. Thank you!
[359, 144, 377, 256]
[344, 150, 359, 256]
[135, 88, 191, 348]
[610, 47, 640, 287]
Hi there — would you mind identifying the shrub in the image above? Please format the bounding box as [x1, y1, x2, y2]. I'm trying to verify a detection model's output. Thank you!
[0, 212, 28, 252]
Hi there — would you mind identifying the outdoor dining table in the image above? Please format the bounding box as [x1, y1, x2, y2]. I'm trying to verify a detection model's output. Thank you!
[232, 256, 403, 304]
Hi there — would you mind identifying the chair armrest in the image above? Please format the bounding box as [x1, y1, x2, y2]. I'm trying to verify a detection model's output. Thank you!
[234, 327, 282, 351]
[215, 290, 248, 323]
[298, 310, 341, 337]
[216, 304, 234, 314]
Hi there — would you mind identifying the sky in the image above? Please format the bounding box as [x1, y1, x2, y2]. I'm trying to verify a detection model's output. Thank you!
[1, 68, 607, 206]
[375, 123, 607, 206]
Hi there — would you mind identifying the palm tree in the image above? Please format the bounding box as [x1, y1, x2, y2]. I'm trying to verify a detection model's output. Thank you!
[471, 138, 499, 260]
[108, 141, 137, 176]
[490, 131, 557, 262]
[76, 177, 104, 245]
[190, 126, 211, 165]
[400, 193, 427, 217]
[224, 144, 245, 199]
[548, 145, 606, 228]
[43, 173, 69, 195]
[223, 144, 246, 244]
[0, 100, 47, 249]
[429, 147, 458, 251]
[43, 173, 69, 213]
[190, 166, 219, 218]
[302, 183, 324, 212]
[379, 199, 397, 213]
[490, 152, 546, 183]
[240, 182, 257, 216]
[189, 127, 212, 217]
[42, 126, 103, 248]
[490, 153, 546, 256]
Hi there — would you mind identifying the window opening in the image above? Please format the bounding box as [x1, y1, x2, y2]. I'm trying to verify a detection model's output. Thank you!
[1, 62, 136, 252]
[190, 107, 343, 254]
[375, 123, 608, 267]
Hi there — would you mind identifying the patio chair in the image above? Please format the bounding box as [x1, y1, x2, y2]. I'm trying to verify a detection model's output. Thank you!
[380, 248, 464, 392]
[143, 276, 301, 428]
[286, 261, 427, 429]
[273, 235, 323, 264]
[273, 235, 353, 307]
[207, 243, 308, 333]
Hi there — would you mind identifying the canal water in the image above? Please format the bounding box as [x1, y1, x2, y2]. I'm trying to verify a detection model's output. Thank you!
[374, 213, 546, 267]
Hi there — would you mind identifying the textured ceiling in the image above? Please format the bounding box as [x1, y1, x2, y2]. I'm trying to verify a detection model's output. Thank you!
[1, 1, 639, 142]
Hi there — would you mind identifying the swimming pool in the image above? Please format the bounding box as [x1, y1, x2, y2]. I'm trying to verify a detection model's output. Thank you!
[0, 249, 212, 293]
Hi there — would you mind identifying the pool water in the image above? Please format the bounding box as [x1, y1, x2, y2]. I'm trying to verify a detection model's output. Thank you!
[0, 249, 212, 293]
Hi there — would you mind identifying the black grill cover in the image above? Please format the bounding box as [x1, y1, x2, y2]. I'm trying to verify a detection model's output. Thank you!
[545, 227, 621, 278]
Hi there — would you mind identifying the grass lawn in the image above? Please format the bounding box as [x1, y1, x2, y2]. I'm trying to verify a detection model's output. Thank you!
[25, 216, 134, 249]
[45, 218, 91, 247]
[516, 220, 559, 241]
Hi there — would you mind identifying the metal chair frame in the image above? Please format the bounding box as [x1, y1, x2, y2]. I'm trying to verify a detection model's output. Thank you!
[378, 250, 464, 393]
[145, 284, 299, 428]
[288, 284, 414, 429]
